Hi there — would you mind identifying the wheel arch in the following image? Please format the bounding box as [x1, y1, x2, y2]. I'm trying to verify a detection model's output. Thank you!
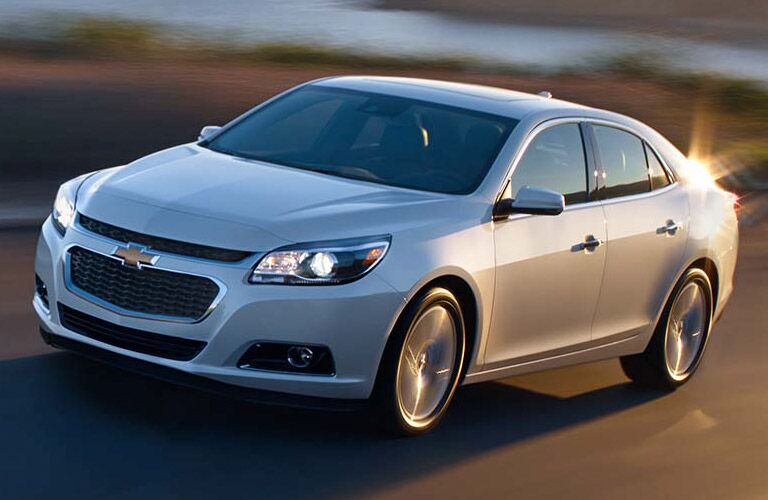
[379, 273, 482, 384]
[688, 256, 720, 311]
[640, 255, 720, 354]
[422, 275, 479, 380]
[661, 256, 720, 321]
[622, 257, 718, 388]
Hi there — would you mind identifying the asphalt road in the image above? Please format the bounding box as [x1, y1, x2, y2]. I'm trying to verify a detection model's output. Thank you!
[0, 222, 766, 499]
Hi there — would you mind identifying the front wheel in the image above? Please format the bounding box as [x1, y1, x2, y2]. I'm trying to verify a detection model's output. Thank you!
[372, 287, 466, 436]
[621, 268, 714, 389]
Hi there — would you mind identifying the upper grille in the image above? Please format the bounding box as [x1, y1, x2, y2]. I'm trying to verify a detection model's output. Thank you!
[68, 246, 220, 321]
[58, 303, 207, 361]
[78, 214, 253, 262]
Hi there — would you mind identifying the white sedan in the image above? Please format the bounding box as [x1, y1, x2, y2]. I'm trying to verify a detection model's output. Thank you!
[34, 77, 738, 435]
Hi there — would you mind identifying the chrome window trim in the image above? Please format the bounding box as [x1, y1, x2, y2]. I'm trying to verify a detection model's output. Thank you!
[492, 116, 682, 222]
[62, 243, 227, 324]
[596, 181, 679, 207]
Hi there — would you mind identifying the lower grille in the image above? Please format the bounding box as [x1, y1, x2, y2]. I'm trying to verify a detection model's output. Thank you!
[68, 246, 220, 321]
[58, 304, 207, 361]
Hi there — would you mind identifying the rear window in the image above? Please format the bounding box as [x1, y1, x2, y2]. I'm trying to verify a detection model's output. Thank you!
[205, 86, 518, 194]
[645, 143, 672, 190]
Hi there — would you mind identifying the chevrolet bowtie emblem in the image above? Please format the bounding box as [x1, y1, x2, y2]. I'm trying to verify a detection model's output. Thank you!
[113, 244, 158, 269]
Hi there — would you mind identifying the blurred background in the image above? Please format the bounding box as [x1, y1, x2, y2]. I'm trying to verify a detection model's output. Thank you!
[1, 0, 767, 224]
[1, 2, 767, 499]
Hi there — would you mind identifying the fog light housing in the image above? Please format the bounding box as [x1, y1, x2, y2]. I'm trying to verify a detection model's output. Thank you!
[35, 274, 49, 310]
[238, 342, 334, 375]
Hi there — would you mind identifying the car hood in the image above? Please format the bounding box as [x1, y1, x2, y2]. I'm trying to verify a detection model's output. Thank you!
[77, 145, 463, 251]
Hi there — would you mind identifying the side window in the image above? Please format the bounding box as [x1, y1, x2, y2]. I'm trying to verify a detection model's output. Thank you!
[509, 123, 588, 205]
[645, 143, 671, 190]
[593, 125, 650, 199]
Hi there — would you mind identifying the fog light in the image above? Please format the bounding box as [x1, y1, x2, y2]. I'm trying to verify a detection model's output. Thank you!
[237, 342, 335, 375]
[287, 346, 314, 368]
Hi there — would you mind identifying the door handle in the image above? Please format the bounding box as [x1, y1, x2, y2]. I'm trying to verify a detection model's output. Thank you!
[573, 235, 602, 253]
[658, 220, 680, 235]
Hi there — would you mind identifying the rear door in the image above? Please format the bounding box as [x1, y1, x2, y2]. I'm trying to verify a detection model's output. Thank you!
[486, 121, 607, 367]
[588, 123, 689, 342]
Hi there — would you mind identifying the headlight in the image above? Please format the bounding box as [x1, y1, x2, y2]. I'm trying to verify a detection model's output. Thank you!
[52, 181, 78, 235]
[250, 235, 391, 285]
[50, 170, 114, 235]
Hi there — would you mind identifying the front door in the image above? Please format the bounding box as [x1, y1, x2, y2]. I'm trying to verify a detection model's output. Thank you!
[486, 122, 607, 367]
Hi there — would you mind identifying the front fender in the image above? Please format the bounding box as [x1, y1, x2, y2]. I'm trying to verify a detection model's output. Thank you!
[372, 218, 495, 373]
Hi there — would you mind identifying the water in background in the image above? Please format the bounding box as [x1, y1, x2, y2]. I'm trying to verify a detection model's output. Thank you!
[3, 0, 768, 81]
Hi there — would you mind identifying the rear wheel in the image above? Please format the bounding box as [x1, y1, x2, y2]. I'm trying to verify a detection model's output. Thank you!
[621, 268, 714, 389]
[372, 287, 465, 436]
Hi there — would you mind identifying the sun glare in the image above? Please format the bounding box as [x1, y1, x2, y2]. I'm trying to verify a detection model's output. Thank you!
[684, 157, 718, 188]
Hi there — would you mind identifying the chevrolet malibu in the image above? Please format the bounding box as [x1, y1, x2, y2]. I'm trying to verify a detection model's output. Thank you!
[34, 77, 738, 435]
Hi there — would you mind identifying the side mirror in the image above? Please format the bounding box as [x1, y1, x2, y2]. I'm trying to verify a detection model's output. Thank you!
[493, 186, 565, 219]
[198, 125, 222, 142]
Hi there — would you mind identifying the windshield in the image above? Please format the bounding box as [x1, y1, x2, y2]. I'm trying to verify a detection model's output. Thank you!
[204, 85, 518, 194]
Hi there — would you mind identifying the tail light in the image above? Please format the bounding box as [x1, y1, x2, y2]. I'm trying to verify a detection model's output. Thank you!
[727, 192, 740, 211]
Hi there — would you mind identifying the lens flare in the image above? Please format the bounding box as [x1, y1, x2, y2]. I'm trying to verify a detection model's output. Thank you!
[684, 157, 717, 188]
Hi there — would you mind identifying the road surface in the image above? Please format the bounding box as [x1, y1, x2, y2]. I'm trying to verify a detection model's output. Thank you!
[0, 224, 766, 499]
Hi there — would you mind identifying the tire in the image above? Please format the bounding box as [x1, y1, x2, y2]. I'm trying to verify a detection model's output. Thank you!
[372, 287, 466, 436]
[621, 268, 714, 390]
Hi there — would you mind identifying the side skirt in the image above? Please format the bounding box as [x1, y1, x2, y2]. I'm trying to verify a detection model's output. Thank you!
[462, 332, 647, 385]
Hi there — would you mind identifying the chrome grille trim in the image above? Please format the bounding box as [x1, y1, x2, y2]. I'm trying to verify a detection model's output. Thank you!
[77, 214, 253, 263]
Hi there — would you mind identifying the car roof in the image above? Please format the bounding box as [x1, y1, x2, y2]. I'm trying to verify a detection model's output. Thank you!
[314, 75, 595, 120]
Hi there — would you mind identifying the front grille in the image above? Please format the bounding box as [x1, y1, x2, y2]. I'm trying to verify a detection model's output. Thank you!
[58, 304, 207, 361]
[78, 214, 253, 262]
[68, 246, 220, 321]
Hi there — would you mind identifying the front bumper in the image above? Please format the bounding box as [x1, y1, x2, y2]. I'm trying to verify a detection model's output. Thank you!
[34, 217, 405, 400]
